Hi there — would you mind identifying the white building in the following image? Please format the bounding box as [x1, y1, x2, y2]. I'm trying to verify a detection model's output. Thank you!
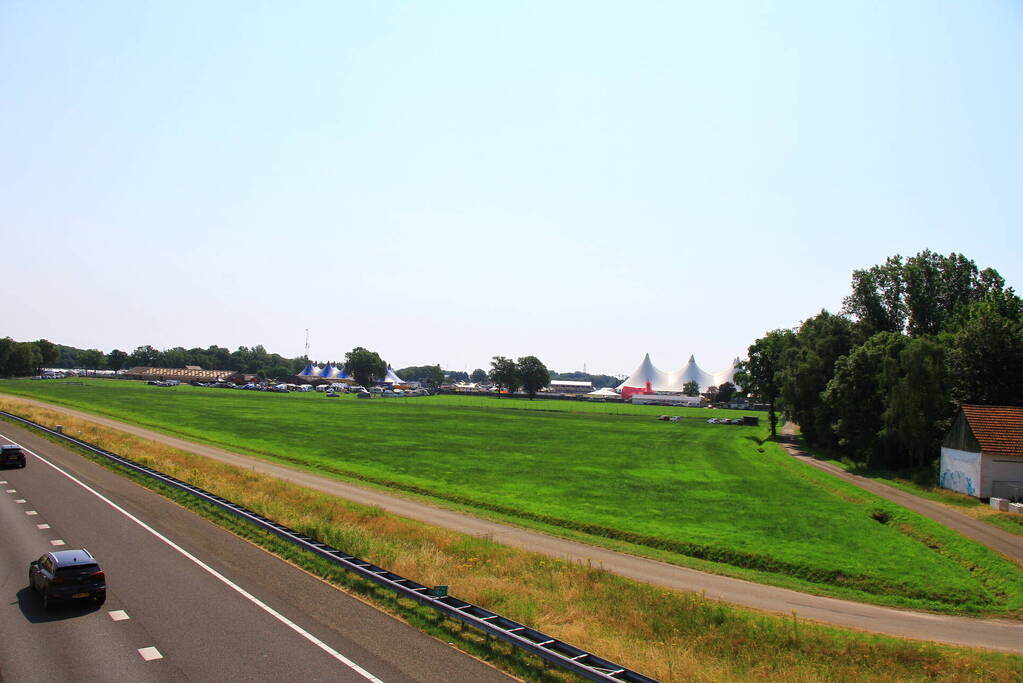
[549, 380, 594, 394]
[940, 405, 1023, 499]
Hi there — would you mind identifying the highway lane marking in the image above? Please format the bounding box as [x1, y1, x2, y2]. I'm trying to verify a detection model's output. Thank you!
[109, 610, 130, 621]
[50, 539, 66, 546]
[25, 510, 37, 515]
[0, 480, 7, 483]
[15, 499, 26, 503]
[37, 523, 50, 529]
[5, 489, 14, 493]
[138, 646, 163, 661]
[9, 437, 385, 683]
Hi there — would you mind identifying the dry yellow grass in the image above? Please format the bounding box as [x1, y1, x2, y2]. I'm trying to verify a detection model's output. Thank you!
[3, 397, 1021, 683]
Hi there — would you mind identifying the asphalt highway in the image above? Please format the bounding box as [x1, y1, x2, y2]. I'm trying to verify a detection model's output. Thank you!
[0, 422, 514, 682]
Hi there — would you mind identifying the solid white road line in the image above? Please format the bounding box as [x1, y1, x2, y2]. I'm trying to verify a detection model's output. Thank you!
[3, 433, 384, 683]
[109, 610, 130, 621]
[137, 646, 163, 661]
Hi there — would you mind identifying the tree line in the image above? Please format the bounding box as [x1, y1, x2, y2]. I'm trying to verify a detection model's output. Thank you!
[737, 250, 1023, 471]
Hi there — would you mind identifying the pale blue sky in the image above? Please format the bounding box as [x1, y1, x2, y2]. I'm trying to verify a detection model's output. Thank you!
[2, 1, 1021, 375]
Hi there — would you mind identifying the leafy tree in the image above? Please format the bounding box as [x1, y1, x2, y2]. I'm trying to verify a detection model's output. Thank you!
[716, 381, 736, 403]
[777, 310, 855, 449]
[516, 356, 550, 399]
[880, 337, 952, 469]
[344, 347, 386, 388]
[6, 342, 42, 376]
[396, 365, 445, 386]
[0, 337, 13, 375]
[736, 329, 795, 437]
[106, 349, 129, 371]
[946, 293, 1023, 406]
[129, 345, 160, 367]
[267, 365, 292, 380]
[682, 380, 700, 397]
[77, 348, 106, 375]
[842, 255, 906, 336]
[470, 368, 488, 383]
[445, 370, 469, 383]
[34, 339, 59, 367]
[489, 356, 520, 395]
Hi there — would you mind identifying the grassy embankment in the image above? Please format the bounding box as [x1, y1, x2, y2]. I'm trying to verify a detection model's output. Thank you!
[788, 433, 1023, 538]
[2, 396, 1021, 683]
[1, 379, 1022, 616]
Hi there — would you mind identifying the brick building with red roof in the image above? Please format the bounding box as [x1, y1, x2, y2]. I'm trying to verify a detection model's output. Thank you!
[940, 404, 1023, 499]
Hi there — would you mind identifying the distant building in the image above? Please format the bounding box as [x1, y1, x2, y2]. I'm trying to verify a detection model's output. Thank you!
[549, 380, 593, 394]
[125, 366, 235, 382]
[631, 393, 703, 407]
[940, 404, 1023, 499]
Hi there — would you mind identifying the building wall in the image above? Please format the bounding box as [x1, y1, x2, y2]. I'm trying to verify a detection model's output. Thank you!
[984, 454, 1023, 499]
[939, 447, 981, 497]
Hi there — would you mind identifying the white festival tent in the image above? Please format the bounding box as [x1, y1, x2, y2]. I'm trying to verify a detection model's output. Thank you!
[617, 354, 741, 398]
[380, 366, 404, 384]
[297, 364, 322, 378]
[585, 387, 620, 398]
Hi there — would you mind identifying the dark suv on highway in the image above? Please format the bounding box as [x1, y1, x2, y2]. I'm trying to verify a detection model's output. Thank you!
[1, 444, 26, 468]
[29, 549, 106, 608]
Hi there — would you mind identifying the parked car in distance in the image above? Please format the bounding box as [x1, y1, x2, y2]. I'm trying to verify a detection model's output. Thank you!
[1, 444, 26, 468]
[29, 549, 106, 608]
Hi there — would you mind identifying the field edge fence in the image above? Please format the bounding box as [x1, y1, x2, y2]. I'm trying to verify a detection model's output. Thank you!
[0, 410, 658, 683]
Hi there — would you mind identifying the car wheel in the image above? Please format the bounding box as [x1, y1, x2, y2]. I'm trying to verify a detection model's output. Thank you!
[42, 591, 51, 610]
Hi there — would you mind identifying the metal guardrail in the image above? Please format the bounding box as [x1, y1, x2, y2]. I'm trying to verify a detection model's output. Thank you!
[1, 411, 658, 683]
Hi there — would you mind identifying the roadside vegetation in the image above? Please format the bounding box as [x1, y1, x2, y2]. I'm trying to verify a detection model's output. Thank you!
[2, 384, 1022, 616]
[2, 399, 1022, 683]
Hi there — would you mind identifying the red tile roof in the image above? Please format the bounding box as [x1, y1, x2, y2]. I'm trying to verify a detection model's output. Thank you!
[961, 405, 1023, 457]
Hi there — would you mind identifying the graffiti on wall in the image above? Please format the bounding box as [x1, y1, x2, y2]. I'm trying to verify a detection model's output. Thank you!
[940, 470, 976, 497]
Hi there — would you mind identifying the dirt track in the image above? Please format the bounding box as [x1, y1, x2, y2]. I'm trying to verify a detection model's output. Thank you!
[3, 395, 1022, 654]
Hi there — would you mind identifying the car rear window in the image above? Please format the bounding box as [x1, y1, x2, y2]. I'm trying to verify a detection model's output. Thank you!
[56, 564, 99, 578]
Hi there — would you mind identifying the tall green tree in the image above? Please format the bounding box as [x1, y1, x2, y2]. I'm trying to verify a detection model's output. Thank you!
[489, 356, 520, 395]
[106, 349, 129, 371]
[736, 329, 795, 437]
[77, 348, 106, 375]
[516, 356, 550, 399]
[396, 365, 445, 386]
[470, 368, 488, 383]
[880, 337, 951, 469]
[34, 339, 59, 368]
[682, 380, 700, 397]
[946, 292, 1023, 406]
[6, 342, 42, 376]
[842, 256, 906, 336]
[344, 347, 387, 388]
[0, 337, 14, 375]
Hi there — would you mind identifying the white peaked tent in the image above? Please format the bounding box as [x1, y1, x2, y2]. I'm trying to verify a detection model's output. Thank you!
[381, 366, 404, 384]
[618, 353, 742, 397]
[321, 364, 344, 379]
[616, 353, 673, 395]
[668, 355, 716, 390]
[585, 387, 620, 398]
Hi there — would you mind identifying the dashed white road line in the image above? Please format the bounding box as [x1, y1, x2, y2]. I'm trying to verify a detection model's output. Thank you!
[109, 610, 130, 621]
[37, 523, 50, 529]
[138, 646, 163, 661]
[25, 510, 37, 516]
[15, 499, 26, 504]
[5, 489, 15, 493]
[50, 539, 65, 546]
[4, 433, 384, 683]
[0, 480, 8, 483]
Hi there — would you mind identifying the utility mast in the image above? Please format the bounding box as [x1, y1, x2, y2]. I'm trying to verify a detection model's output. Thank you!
[304, 329, 310, 360]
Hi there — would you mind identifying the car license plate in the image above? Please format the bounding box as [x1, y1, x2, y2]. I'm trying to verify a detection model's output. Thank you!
[73, 592, 89, 598]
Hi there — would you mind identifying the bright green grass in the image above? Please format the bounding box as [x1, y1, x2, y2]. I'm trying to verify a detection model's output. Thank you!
[3, 378, 1022, 614]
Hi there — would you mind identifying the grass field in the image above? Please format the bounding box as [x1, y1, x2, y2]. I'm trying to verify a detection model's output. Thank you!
[2, 378, 1023, 615]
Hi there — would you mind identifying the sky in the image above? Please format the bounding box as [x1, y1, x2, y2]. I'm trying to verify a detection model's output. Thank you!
[2, 1, 1021, 377]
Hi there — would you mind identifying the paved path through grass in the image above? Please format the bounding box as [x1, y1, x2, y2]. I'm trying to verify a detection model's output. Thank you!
[779, 423, 1023, 565]
[4, 394, 1023, 654]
